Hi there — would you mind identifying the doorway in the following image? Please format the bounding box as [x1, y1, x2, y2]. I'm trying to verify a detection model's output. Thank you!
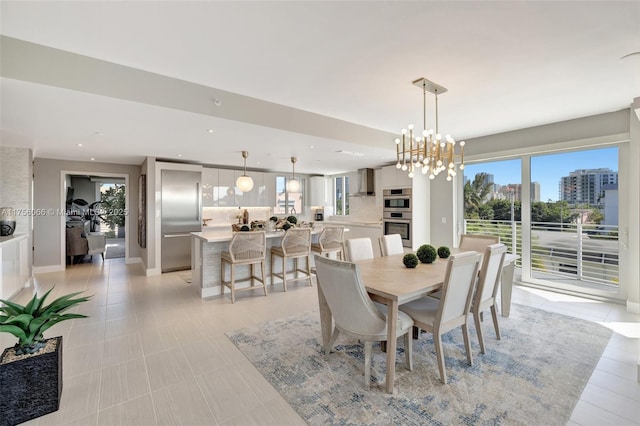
[63, 173, 128, 265]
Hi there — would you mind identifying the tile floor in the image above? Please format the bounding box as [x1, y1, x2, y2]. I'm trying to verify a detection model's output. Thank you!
[2, 258, 639, 426]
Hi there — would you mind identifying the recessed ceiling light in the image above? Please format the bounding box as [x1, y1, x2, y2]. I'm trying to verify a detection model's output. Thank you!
[90, 157, 95, 161]
[207, 129, 214, 133]
[256, 161, 260, 165]
[213, 98, 222, 107]
[95, 131, 103, 136]
[309, 145, 315, 149]
[178, 154, 183, 157]
[77, 143, 83, 147]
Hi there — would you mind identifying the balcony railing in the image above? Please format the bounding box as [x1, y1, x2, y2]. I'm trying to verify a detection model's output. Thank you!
[464, 219, 619, 287]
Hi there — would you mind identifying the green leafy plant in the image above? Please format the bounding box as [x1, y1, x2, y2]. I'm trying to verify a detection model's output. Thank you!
[269, 216, 278, 222]
[0, 288, 92, 355]
[286, 215, 298, 224]
[437, 246, 451, 259]
[416, 244, 437, 264]
[402, 253, 419, 268]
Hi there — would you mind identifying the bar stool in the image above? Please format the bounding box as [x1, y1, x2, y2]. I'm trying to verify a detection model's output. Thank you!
[311, 226, 345, 260]
[270, 228, 312, 291]
[221, 231, 267, 303]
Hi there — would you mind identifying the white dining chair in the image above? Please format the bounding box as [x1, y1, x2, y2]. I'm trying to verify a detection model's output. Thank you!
[379, 234, 404, 257]
[399, 251, 481, 384]
[345, 237, 374, 262]
[314, 255, 413, 390]
[459, 234, 499, 253]
[472, 243, 507, 354]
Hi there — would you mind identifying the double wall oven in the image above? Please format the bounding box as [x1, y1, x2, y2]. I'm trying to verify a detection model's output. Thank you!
[383, 188, 412, 247]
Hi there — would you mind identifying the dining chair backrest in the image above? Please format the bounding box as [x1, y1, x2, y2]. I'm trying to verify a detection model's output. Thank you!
[438, 251, 481, 326]
[379, 234, 404, 257]
[459, 234, 499, 253]
[476, 243, 508, 305]
[345, 237, 374, 262]
[318, 226, 344, 251]
[314, 256, 387, 336]
[281, 228, 311, 256]
[228, 231, 266, 262]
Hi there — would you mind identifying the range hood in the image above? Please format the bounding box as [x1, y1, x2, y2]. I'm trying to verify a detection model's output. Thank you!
[350, 168, 375, 196]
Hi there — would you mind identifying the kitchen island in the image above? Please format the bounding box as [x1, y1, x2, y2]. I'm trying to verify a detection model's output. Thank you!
[191, 227, 325, 299]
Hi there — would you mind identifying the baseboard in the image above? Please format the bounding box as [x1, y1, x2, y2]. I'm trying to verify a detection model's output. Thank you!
[626, 300, 640, 314]
[125, 257, 141, 264]
[33, 264, 65, 274]
[145, 267, 161, 276]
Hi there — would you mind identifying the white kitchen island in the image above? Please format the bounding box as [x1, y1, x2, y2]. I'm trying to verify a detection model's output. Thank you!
[191, 228, 324, 299]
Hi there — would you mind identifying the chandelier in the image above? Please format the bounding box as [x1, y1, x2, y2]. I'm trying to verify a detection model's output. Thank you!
[395, 78, 465, 181]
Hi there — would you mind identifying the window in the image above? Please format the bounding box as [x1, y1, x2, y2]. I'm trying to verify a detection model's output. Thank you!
[274, 176, 304, 215]
[334, 176, 349, 215]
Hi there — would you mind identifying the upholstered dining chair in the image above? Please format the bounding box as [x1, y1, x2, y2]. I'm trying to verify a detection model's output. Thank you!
[345, 237, 374, 262]
[472, 243, 507, 354]
[311, 226, 345, 260]
[314, 255, 413, 390]
[378, 234, 404, 257]
[220, 231, 267, 303]
[270, 228, 312, 291]
[399, 251, 481, 384]
[459, 234, 499, 253]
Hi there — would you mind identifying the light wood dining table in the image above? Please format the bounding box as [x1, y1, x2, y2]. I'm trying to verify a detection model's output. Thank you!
[316, 249, 519, 394]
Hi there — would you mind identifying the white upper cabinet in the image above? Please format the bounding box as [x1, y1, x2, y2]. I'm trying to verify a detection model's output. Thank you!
[201, 167, 218, 207]
[381, 165, 411, 189]
[308, 176, 328, 206]
[217, 169, 237, 207]
[235, 170, 263, 207]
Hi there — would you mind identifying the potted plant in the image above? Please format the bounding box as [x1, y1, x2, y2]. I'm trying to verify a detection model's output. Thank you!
[0, 288, 91, 425]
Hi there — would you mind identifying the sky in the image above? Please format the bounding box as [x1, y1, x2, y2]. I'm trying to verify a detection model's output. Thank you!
[463, 147, 619, 202]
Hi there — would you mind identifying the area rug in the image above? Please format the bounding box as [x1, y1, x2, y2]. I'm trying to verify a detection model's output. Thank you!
[226, 304, 612, 425]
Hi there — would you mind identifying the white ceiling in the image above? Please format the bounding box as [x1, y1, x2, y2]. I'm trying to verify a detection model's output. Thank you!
[1, 1, 639, 175]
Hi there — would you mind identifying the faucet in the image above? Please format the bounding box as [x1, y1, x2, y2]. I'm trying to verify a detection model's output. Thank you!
[202, 218, 212, 227]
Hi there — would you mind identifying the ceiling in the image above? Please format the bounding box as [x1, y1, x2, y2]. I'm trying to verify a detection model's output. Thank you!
[1, 1, 639, 175]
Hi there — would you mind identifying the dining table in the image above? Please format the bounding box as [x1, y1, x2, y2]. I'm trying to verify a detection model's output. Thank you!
[316, 249, 518, 394]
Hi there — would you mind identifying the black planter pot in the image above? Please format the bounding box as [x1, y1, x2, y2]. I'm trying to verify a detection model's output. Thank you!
[0, 336, 63, 426]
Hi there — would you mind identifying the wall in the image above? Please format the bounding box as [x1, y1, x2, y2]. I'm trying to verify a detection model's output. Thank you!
[33, 158, 140, 269]
[0, 146, 33, 235]
[69, 176, 98, 206]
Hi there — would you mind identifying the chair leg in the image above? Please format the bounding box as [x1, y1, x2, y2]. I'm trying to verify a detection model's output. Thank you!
[412, 326, 420, 340]
[307, 255, 312, 286]
[364, 341, 372, 390]
[282, 256, 287, 292]
[270, 251, 275, 286]
[230, 265, 235, 303]
[404, 333, 413, 371]
[462, 323, 473, 366]
[250, 263, 255, 287]
[261, 261, 267, 297]
[325, 326, 339, 357]
[220, 260, 226, 297]
[294, 258, 298, 279]
[434, 334, 447, 384]
[490, 304, 501, 340]
[473, 310, 486, 354]
[101, 252, 104, 260]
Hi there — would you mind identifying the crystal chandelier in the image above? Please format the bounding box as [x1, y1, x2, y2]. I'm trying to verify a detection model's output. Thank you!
[395, 78, 465, 181]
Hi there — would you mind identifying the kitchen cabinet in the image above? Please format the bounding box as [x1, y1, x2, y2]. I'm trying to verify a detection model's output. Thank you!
[217, 169, 237, 207]
[201, 167, 218, 207]
[341, 224, 384, 258]
[309, 176, 328, 206]
[381, 165, 411, 189]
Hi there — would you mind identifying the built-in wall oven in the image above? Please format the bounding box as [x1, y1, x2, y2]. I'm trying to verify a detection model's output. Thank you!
[383, 188, 412, 247]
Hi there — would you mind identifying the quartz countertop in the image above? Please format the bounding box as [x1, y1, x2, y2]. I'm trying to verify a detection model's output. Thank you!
[191, 227, 324, 243]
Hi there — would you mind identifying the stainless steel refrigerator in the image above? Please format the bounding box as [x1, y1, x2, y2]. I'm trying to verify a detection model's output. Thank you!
[161, 169, 201, 272]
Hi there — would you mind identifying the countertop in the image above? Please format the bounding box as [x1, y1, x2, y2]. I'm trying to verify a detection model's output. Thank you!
[0, 233, 27, 247]
[322, 220, 382, 228]
[191, 228, 324, 243]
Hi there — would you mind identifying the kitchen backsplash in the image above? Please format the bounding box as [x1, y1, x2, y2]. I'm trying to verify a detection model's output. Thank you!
[202, 207, 272, 227]
[346, 196, 382, 222]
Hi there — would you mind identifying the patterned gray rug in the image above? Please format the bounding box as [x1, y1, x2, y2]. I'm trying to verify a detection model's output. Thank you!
[227, 304, 612, 425]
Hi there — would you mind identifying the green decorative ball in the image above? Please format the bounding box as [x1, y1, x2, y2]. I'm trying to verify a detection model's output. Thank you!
[240, 225, 250, 232]
[282, 222, 292, 231]
[437, 246, 451, 259]
[416, 244, 437, 264]
[402, 253, 419, 268]
[286, 215, 298, 224]
[269, 216, 278, 222]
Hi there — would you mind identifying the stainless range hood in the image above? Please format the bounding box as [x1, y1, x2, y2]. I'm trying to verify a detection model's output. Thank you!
[350, 168, 375, 196]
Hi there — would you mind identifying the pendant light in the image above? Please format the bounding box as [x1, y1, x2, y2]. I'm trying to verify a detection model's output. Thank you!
[286, 156, 300, 192]
[235, 150, 254, 192]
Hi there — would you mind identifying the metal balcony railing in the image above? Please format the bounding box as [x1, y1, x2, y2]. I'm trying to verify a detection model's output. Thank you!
[463, 219, 619, 287]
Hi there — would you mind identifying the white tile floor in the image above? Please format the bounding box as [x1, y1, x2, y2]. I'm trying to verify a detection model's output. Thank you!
[2, 257, 639, 426]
